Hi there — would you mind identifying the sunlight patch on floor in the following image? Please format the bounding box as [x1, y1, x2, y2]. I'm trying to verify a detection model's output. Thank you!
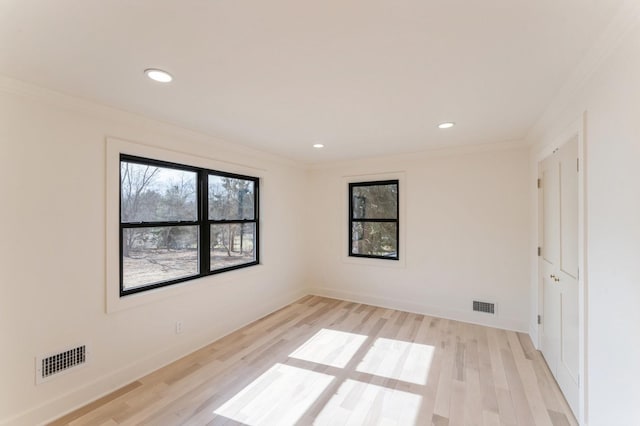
[289, 328, 368, 368]
[213, 363, 334, 425]
[357, 338, 435, 385]
[314, 379, 423, 425]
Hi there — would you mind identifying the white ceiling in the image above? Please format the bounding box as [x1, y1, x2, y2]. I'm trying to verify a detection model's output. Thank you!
[0, 0, 624, 164]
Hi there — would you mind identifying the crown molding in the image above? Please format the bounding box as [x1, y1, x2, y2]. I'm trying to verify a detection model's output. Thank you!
[525, 0, 640, 144]
[307, 139, 528, 171]
[0, 74, 305, 171]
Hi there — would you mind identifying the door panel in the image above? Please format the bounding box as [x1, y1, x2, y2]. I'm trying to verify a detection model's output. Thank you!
[542, 167, 560, 265]
[561, 281, 579, 380]
[540, 154, 560, 375]
[557, 137, 580, 413]
[542, 270, 560, 374]
[560, 137, 579, 278]
[539, 136, 579, 417]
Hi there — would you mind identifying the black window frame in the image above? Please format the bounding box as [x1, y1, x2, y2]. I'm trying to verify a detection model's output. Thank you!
[348, 179, 399, 260]
[119, 154, 260, 296]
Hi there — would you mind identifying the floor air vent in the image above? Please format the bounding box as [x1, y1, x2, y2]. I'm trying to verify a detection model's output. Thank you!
[36, 344, 88, 384]
[473, 300, 495, 314]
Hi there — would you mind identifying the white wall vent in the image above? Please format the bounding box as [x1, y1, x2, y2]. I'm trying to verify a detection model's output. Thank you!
[472, 300, 496, 315]
[35, 344, 88, 384]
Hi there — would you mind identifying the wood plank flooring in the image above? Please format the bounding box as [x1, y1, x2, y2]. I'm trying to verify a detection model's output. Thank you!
[49, 296, 577, 426]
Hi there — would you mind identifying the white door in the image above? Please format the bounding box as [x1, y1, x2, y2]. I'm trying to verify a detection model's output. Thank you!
[539, 136, 579, 416]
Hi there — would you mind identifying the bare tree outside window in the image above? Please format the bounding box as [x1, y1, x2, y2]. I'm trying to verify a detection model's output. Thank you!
[119, 155, 260, 296]
[349, 181, 399, 259]
[120, 160, 198, 290]
[209, 175, 256, 271]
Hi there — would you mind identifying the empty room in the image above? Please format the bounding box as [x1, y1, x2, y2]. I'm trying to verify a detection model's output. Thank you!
[1, 1, 639, 425]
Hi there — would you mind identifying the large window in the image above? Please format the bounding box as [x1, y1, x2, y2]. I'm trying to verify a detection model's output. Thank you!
[120, 154, 259, 296]
[349, 180, 399, 260]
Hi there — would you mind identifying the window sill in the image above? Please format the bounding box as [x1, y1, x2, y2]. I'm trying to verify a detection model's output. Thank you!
[342, 255, 406, 269]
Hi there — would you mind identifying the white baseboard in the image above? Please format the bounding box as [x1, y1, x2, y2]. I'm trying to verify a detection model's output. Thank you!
[1, 289, 307, 426]
[307, 287, 529, 333]
[3, 287, 529, 426]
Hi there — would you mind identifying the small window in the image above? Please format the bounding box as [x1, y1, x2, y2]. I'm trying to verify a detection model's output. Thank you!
[120, 155, 259, 296]
[208, 174, 257, 272]
[349, 180, 399, 260]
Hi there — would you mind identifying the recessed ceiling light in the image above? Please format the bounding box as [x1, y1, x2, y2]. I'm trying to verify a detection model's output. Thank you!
[144, 68, 173, 83]
[438, 122, 455, 129]
[313, 143, 324, 149]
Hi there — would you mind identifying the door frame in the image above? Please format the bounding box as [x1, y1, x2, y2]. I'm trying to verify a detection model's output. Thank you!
[533, 111, 587, 424]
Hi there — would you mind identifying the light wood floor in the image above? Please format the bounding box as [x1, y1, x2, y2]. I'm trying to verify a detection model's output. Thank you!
[50, 296, 577, 426]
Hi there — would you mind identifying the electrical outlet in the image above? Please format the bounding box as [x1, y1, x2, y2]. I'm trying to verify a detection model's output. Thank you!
[175, 321, 183, 334]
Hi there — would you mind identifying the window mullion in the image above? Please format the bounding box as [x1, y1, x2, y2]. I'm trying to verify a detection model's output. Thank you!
[350, 218, 398, 223]
[201, 170, 210, 275]
[121, 221, 199, 229]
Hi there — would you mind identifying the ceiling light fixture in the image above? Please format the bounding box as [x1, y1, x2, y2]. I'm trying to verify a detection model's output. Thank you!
[438, 122, 455, 129]
[313, 143, 324, 149]
[144, 68, 173, 83]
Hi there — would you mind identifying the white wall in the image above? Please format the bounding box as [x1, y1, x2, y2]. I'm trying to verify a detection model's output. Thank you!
[0, 76, 531, 425]
[528, 13, 640, 426]
[10, 18, 640, 422]
[306, 145, 531, 332]
[0, 77, 309, 425]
